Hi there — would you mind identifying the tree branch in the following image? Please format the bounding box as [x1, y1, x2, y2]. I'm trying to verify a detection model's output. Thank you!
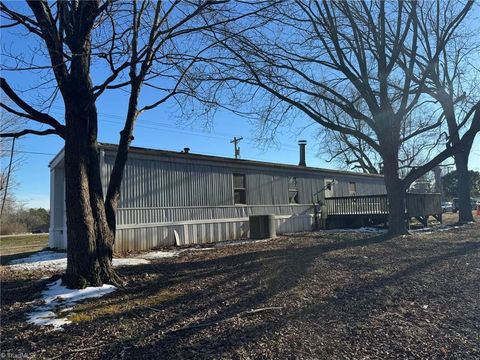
[0, 128, 58, 138]
[1, 77, 65, 138]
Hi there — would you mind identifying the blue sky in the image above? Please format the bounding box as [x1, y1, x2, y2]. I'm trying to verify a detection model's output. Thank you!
[12, 102, 327, 209]
[2, 2, 479, 209]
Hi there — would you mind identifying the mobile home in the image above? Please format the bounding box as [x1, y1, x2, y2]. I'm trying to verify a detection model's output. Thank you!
[49, 142, 385, 252]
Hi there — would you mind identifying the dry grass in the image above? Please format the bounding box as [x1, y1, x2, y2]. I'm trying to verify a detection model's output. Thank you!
[0, 234, 49, 263]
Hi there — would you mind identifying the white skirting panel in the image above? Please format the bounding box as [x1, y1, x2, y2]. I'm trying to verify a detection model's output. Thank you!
[48, 227, 67, 250]
[51, 214, 314, 253]
[113, 214, 314, 252]
[115, 225, 179, 253]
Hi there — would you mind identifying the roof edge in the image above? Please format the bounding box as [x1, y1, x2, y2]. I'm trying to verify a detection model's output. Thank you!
[49, 147, 65, 168]
[98, 142, 384, 179]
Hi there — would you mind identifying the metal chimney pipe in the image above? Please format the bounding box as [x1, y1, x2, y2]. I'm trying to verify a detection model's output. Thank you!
[298, 140, 307, 166]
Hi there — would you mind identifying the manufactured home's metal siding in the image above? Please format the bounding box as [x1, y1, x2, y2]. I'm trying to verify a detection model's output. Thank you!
[333, 176, 386, 197]
[103, 154, 233, 208]
[113, 213, 314, 251]
[50, 146, 386, 252]
[115, 204, 312, 225]
[298, 176, 325, 203]
[102, 150, 386, 210]
[273, 176, 289, 204]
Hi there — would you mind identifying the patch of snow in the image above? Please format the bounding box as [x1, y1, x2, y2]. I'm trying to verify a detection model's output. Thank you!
[8, 251, 155, 271]
[140, 250, 183, 259]
[28, 279, 116, 330]
[9, 251, 68, 271]
[323, 227, 387, 234]
[215, 238, 273, 247]
[7, 237, 280, 272]
[113, 258, 150, 266]
[10, 251, 65, 264]
[410, 224, 465, 234]
[188, 247, 216, 252]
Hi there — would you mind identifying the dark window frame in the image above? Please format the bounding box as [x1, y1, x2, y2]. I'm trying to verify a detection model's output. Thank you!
[233, 173, 246, 204]
[324, 179, 334, 198]
[288, 176, 299, 204]
[348, 182, 357, 195]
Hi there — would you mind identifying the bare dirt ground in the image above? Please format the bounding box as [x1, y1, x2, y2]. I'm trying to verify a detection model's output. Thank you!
[1, 216, 479, 359]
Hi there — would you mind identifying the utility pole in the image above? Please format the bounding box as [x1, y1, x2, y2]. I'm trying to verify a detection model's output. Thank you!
[230, 136, 243, 159]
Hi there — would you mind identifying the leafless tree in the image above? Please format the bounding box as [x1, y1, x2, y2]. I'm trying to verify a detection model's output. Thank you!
[396, 1, 480, 222]
[319, 128, 381, 174]
[316, 100, 381, 174]
[317, 94, 448, 176]
[206, 0, 479, 235]
[0, 0, 268, 288]
[0, 108, 26, 218]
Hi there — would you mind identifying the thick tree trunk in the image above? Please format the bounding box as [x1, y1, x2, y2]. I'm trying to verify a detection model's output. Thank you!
[455, 150, 473, 223]
[63, 107, 121, 288]
[63, 120, 102, 288]
[60, 16, 123, 288]
[63, 137, 121, 288]
[437, 90, 475, 224]
[378, 117, 409, 236]
[384, 171, 408, 236]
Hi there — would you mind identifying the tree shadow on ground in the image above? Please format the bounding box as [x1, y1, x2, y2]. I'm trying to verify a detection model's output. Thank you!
[0, 247, 51, 265]
[115, 236, 479, 359]
[2, 231, 479, 359]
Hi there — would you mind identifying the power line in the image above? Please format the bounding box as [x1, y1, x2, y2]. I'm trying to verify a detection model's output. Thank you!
[11, 150, 56, 156]
[100, 118, 301, 154]
[47, 106, 302, 152]
[9, 109, 304, 161]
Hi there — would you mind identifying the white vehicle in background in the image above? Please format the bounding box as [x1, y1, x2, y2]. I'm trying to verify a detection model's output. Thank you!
[441, 201, 453, 213]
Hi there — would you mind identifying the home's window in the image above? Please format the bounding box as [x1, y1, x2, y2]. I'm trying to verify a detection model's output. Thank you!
[349, 182, 357, 195]
[288, 176, 299, 204]
[233, 174, 246, 204]
[324, 179, 334, 197]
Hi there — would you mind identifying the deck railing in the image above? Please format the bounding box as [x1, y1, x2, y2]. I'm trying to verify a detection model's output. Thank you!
[324, 193, 441, 217]
[325, 194, 389, 215]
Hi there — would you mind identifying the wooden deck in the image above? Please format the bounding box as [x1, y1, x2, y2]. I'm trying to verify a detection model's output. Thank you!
[320, 193, 442, 229]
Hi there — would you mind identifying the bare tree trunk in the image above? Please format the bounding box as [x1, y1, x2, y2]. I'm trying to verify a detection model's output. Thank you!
[436, 90, 475, 224]
[64, 137, 121, 288]
[380, 131, 409, 236]
[63, 113, 102, 288]
[455, 150, 473, 223]
[383, 166, 408, 235]
[1, 0, 241, 289]
[63, 100, 121, 288]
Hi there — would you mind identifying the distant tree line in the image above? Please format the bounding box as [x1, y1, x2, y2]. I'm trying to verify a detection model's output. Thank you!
[0, 201, 49, 235]
[442, 170, 480, 200]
